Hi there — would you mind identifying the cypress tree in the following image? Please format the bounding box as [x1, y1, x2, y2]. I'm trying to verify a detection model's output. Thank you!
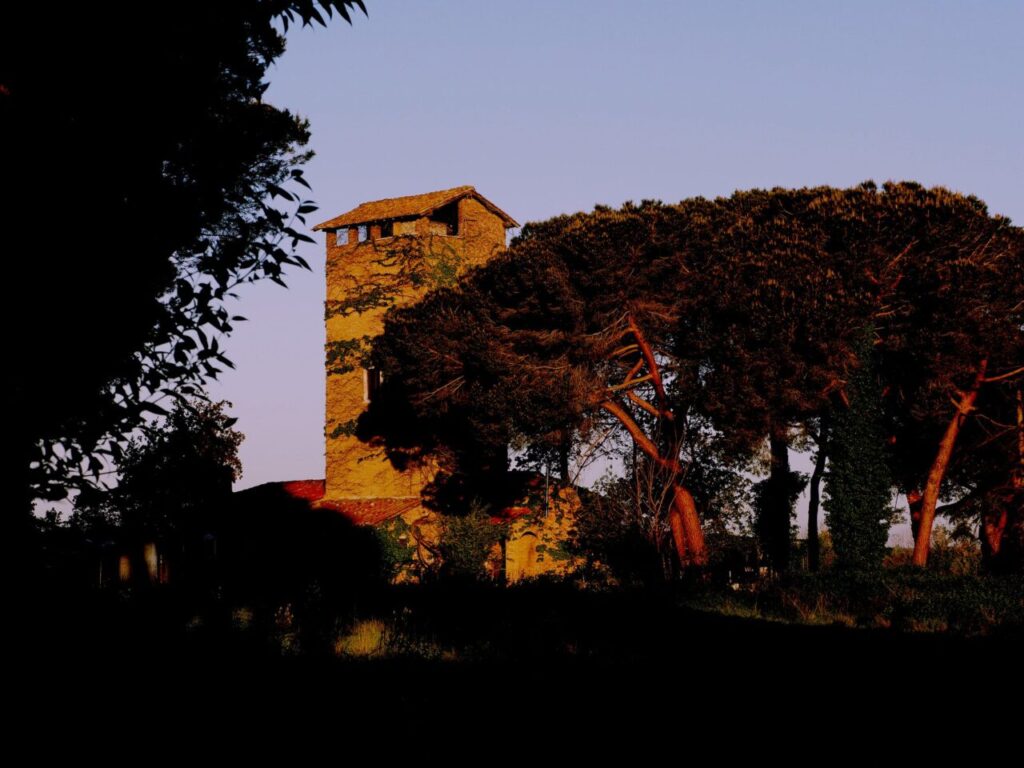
[824, 329, 894, 571]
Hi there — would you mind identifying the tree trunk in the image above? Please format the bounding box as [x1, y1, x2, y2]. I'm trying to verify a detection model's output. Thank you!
[807, 417, 828, 572]
[907, 489, 923, 542]
[983, 386, 1024, 573]
[912, 360, 988, 566]
[668, 503, 687, 566]
[670, 484, 707, 568]
[981, 506, 1008, 567]
[1016, 387, 1023, 491]
[765, 426, 793, 572]
[602, 319, 707, 569]
[601, 399, 707, 568]
[557, 428, 571, 483]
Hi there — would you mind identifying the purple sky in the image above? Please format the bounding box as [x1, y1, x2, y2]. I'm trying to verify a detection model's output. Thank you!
[207, 1, 1023, 541]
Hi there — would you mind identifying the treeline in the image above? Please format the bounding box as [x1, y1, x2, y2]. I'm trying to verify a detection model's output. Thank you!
[364, 182, 1023, 575]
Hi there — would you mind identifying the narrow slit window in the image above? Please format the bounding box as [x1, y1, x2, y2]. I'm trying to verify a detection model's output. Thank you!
[364, 367, 383, 403]
[357, 225, 368, 243]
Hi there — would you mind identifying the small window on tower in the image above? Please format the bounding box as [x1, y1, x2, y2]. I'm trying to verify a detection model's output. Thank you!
[358, 225, 368, 243]
[380, 221, 393, 238]
[334, 228, 349, 246]
[364, 367, 383, 403]
[428, 201, 459, 236]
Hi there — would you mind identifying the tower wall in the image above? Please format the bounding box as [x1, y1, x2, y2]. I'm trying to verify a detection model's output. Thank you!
[323, 195, 509, 503]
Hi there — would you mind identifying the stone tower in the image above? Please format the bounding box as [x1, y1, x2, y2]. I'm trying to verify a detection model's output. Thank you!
[312, 186, 518, 520]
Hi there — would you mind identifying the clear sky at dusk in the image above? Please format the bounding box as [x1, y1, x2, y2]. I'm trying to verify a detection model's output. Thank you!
[207, 1, 1023, 541]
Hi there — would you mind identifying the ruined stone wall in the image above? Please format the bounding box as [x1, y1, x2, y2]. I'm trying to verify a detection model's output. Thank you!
[504, 487, 583, 582]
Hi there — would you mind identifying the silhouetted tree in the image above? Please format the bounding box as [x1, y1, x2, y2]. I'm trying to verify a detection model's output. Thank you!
[112, 400, 243, 543]
[805, 414, 830, 572]
[3, 1, 367, 564]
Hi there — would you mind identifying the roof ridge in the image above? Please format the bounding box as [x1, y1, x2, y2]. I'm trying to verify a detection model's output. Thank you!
[313, 185, 517, 230]
[355, 185, 475, 209]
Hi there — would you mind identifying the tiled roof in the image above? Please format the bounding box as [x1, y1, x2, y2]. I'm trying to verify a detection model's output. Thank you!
[316, 497, 421, 526]
[490, 506, 533, 524]
[280, 479, 326, 501]
[235, 479, 421, 527]
[313, 185, 518, 230]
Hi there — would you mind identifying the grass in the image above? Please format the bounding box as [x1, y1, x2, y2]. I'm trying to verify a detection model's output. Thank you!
[178, 570, 1023, 670]
[680, 569, 1024, 635]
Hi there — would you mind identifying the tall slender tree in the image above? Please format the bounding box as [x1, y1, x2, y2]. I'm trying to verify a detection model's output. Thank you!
[824, 329, 894, 571]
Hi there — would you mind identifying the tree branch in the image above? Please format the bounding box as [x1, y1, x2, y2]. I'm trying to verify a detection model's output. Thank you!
[982, 366, 1024, 384]
[608, 374, 653, 393]
[627, 314, 671, 416]
[600, 399, 681, 475]
[621, 358, 644, 386]
[626, 391, 662, 418]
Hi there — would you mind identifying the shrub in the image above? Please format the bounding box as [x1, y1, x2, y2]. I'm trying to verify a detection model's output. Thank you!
[439, 500, 505, 579]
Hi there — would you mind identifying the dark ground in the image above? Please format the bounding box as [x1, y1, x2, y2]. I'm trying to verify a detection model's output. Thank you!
[12, 581, 1023, 752]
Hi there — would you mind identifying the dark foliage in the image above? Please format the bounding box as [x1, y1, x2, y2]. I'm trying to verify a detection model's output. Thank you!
[2, 2, 367, 543]
[78, 400, 243, 542]
[752, 465, 806, 573]
[437, 501, 505, 580]
[824, 330, 896, 571]
[572, 481, 669, 586]
[370, 183, 1023, 571]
